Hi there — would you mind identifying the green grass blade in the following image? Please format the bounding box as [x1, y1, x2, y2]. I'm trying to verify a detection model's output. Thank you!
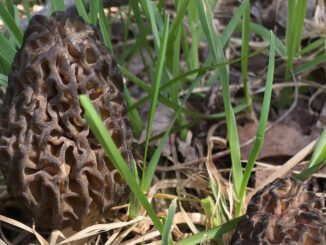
[166, 0, 189, 139]
[129, 0, 148, 38]
[296, 127, 326, 180]
[196, 1, 217, 59]
[151, 1, 164, 31]
[50, 0, 65, 12]
[295, 164, 323, 181]
[74, 0, 90, 23]
[168, 28, 181, 101]
[298, 38, 325, 56]
[0, 62, 4, 74]
[162, 199, 177, 245]
[0, 4, 23, 45]
[142, 17, 169, 177]
[197, 0, 243, 197]
[167, 0, 189, 79]
[182, 0, 200, 81]
[142, 126, 170, 192]
[0, 57, 10, 75]
[139, 0, 161, 50]
[0, 73, 8, 86]
[127, 0, 155, 65]
[249, 22, 286, 57]
[168, 0, 190, 42]
[128, 160, 142, 218]
[291, 1, 307, 54]
[220, 1, 245, 47]
[5, 0, 14, 17]
[98, 0, 113, 51]
[124, 85, 143, 139]
[0, 32, 16, 64]
[79, 95, 163, 233]
[241, 0, 252, 114]
[285, 0, 307, 79]
[89, 0, 100, 26]
[309, 127, 326, 168]
[296, 126, 326, 180]
[177, 216, 243, 245]
[201, 196, 218, 227]
[0, 33, 16, 75]
[119, 65, 151, 92]
[237, 31, 276, 215]
[294, 53, 326, 74]
[286, 0, 295, 54]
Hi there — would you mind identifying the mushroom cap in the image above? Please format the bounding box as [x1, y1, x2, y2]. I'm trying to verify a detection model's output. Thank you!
[231, 177, 326, 244]
[0, 12, 133, 230]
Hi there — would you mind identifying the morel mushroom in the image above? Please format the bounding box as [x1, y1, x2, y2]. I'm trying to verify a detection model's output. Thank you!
[231, 177, 326, 244]
[0, 12, 133, 230]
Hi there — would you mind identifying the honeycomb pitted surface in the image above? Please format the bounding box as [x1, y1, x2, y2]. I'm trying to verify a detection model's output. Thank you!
[0, 12, 133, 230]
[231, 177, 326, 244]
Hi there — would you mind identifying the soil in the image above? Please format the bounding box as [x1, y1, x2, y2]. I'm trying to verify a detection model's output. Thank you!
[0, 0, 325, 244]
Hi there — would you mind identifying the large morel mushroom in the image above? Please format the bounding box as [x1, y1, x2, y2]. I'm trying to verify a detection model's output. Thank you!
[231, 177, 326, 244]
[0, 12, 133, 230]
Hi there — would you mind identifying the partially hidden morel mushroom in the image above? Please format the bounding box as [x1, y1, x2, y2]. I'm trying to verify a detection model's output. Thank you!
[0, 12, 133, 230]
[231, 177, 326, 245]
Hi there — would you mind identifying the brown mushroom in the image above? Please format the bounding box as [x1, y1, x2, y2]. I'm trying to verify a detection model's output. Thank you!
[0, 12, 133, 230]
[231, 177, 326, 244]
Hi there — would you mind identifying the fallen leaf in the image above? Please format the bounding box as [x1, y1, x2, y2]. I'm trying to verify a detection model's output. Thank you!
[238, 122, 312, 160]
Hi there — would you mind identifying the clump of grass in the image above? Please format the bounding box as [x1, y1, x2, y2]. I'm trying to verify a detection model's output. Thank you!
[0, 1, 325, 244]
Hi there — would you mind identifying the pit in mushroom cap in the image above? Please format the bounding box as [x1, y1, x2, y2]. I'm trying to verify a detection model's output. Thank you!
[0, 11, 133, 230]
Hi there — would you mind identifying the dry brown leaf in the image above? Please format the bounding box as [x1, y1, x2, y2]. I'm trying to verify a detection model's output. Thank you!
[238, 122, 312, 160]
